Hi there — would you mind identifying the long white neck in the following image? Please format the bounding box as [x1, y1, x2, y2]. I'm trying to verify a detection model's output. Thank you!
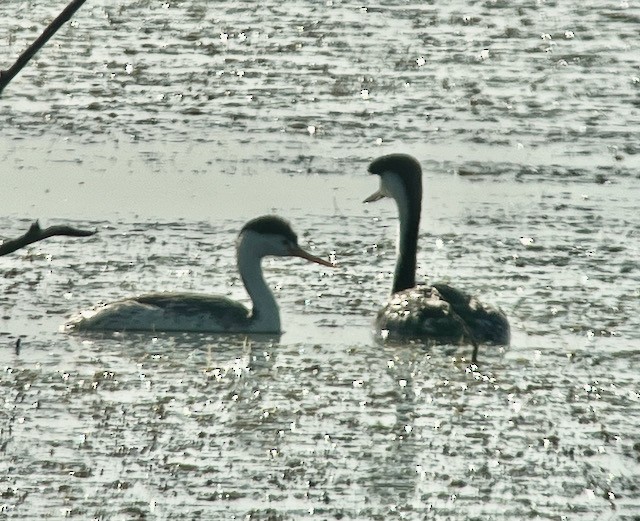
[236, 235, 281, 332]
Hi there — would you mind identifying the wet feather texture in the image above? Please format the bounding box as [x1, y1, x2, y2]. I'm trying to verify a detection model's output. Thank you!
[377, 284, 510, 346]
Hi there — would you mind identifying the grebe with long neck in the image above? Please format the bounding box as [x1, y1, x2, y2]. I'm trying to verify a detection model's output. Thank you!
[66, 216, 334, 333]
[365, 154, 510, 361]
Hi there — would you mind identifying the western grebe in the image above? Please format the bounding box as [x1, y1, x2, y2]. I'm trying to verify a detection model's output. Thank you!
[365, 154, 510, 361]
[66, 215, 334, 333]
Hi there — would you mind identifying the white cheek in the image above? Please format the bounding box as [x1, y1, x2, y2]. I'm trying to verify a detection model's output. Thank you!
[381, 172, 404, 200]
[380, 175, 392, 196]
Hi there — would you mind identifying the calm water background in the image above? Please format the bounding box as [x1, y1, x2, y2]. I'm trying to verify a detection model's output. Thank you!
[1, 0, 640, 519]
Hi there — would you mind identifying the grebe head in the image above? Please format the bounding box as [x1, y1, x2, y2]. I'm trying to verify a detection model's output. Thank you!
[239, 215, 334, 267]
[364, 153, 422, 205]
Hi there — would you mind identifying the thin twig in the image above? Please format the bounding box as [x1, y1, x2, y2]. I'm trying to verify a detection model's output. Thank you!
[0, 220, 96, 257]
[0, 0, 87, 95]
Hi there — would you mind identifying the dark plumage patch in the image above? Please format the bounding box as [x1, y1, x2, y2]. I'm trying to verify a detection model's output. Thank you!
[376, 286, 469, 345]
[134, 292, 250, 329]
[431, 283, 510, 344]
[241, 215, 298, 244]
[377, 284, 510, 346]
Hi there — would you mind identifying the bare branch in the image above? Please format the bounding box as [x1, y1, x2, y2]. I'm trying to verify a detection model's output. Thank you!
[0, 0, 88, 95]
[0, 220, 96, 257]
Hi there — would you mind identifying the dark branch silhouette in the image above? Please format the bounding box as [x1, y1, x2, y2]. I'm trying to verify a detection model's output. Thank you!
[0, 221, 96, 257]
[0, 0, 87, 95]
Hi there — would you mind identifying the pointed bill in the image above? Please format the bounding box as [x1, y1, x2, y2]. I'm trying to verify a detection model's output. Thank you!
[291, 246, 336, 267]
[363, 189, 387, 203]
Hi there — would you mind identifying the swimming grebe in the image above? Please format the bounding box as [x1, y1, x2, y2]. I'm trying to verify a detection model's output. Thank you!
[365, 154, 510, 361]
[66, 215, 334, 333]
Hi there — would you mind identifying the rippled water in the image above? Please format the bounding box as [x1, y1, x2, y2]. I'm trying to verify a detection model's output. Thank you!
[2, 0, 640, 519]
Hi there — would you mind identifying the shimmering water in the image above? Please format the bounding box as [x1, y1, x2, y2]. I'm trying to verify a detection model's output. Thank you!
[1, 0, 639, 519]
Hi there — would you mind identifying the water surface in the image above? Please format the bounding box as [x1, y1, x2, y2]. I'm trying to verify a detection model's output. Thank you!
[1, 0, 639, 519]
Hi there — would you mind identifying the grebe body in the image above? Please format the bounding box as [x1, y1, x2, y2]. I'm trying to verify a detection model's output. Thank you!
[365, 154, 510, 356]
[67, 216, 333, 333]
[375, 283, 510, 346]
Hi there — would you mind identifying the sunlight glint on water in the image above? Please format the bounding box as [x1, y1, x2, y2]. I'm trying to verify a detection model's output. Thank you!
[1, 0, 640, 519]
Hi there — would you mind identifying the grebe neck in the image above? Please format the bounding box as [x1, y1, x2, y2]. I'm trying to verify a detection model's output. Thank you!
[237, 238, 280, 332]
[392, 185, 421, 294]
